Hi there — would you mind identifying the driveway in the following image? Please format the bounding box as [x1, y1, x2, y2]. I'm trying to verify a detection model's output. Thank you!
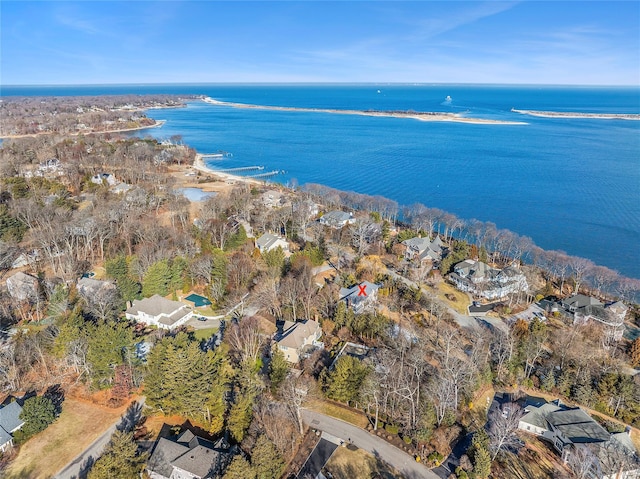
[54, 399, 145, 479]
[297, 432, 340, 479]
[302, 410, 439, 479]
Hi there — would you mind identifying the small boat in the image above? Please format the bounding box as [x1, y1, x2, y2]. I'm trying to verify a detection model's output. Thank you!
[377, 90, 381, 94]
[445, 95, 452, 102]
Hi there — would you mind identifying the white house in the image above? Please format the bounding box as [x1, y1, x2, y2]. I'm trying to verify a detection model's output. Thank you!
[339, 281, 380, 314]
[275, 319, 322, 364]
[319, 211, 356, 229]
[449, 259, 528, 300]
[256, 233, 289, 254]
[125, 295, 193, 330]
[0, 401, 25, 452]
[90, 173, 118, 186]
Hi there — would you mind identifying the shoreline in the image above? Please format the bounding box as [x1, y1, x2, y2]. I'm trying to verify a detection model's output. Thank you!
[202, 97, 527, 125]
[0, 119, 166, 139]
[192, 154, 263, 186]
[512, 108, 640, 120]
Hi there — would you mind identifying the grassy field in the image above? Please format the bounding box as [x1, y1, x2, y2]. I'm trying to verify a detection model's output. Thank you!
[324, 447, 403, 479]
[306, 399, 369, 428]
[192, 327, 218, 341]
[436, 282, 471, 315]
[5, 397, 131, 479]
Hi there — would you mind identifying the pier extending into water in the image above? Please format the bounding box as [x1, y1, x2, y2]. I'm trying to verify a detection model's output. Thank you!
[201, 151, 233, 158]
[215, 165, 264, 173]
[247, 170, 284, 179]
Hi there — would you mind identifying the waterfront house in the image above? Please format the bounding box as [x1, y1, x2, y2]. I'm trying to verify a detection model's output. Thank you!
[256, 233, 289, 254]
[125, 295, 193, 330]
[557, 294, 627, 341]
[339, 281, 380, 314]
[319, 211, 356, 229]
[448, 259, 528, 300]
[146, 428, 236, 479]
[274, 319, 322, 364]
[0, 400, 24, 452]
[401, 235, 444, 263]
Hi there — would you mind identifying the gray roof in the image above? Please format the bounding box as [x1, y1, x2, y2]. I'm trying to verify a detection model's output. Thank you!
[0, 428, 11, 447]
[147, 430, 234, 479]
[339, 281, 380, 301]
[6, 272, 39, 301]
[562, 294, 603, 309]
[256, 233, 287, 251]
[0, 401, 24, 434]
[126, 295, 186, 318]
[277, 319, 321, 350]
[520, 402, 562, 430]
[76, 277, 115, 297]
[549, 408, 610, 443]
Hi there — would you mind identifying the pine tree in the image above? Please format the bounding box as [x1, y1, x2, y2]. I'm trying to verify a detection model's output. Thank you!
[325, 355, 370, 404]
[223, 455, 256, 479]
[228, 394, 254, 442]
[269, 348, 289, 393]
[252, 435, 284, 479]
[473, 446, 492, 479]
[15, 396, 56, 442]
[88, 431, 147, 479]
[142, 259, 172, 297]
[86, 321, 134, 389]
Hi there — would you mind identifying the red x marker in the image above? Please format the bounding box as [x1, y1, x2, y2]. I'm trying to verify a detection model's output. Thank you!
[357, 284, 367, 297]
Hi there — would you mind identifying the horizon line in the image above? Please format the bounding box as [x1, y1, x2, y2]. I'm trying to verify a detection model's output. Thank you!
[2, 81, 639, 89]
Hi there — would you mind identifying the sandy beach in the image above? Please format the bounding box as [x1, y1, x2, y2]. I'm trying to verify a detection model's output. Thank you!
[512, 108, 640, 120]
[203, 97, 527, 125]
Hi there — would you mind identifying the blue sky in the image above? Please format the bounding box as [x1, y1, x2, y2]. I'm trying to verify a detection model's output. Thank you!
[1, 1, 638, 85]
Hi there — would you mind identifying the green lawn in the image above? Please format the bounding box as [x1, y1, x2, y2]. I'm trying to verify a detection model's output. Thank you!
[192, 327, 218, 341]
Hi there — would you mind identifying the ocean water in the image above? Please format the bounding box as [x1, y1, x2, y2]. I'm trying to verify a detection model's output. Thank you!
[2, 84, 639, 279]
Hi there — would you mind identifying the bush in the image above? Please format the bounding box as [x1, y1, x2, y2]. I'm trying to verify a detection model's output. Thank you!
[14, 396, 57, 444]
[427, 451, 444, 467]
[403, 435, 412, 445]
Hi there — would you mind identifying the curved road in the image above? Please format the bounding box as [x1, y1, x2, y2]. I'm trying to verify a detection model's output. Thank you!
[302, 409, 439, 479]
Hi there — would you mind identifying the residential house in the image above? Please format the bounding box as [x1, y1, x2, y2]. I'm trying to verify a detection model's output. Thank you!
[559, 294, 627, 340]
[147, 429, 236, 479]
[339, 281, 380, 314]
[90, 173, 117, 186]
[518, 398, 639, 478]
[274, 319, 322, 363]
[256, 233, 289, 254]
[293, 198, 319, 218]
[6, 271, 39, 302]
[261, 190, 284, 208]
[76, 277, 116, 299]
[0, 401, 25, 452]
[319, 211, 356, 229]
[401, 235, 444, 263]
[125, 295, 193, 330]
[448, 259, 528, 300]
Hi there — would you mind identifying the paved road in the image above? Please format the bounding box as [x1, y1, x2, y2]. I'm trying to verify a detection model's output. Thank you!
[302, 410, 439, 479]
[54, 399, 145, 479]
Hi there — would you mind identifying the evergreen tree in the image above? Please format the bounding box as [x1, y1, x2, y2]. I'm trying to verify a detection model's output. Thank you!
[269, 348, 289, 393]
[228, 394, 254, 442]
[223, 455, 256, 479]
[142, 259, 172, 297]
[170, 256, 188, 292]
[86, 321, 134, 389]
[88, 431, 147, 479]
[473, 446, 492, 479]
[325, 355, 370, 404]
[252, 435, 284, 479]
[15, 396, 56, 442]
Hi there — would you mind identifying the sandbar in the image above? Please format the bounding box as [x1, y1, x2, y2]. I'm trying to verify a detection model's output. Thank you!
[512, 108, 640, 120]
[203, 97, 527, 125]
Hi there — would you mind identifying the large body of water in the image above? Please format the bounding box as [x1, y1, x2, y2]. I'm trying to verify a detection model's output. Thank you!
[3, 84, 639, 279]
